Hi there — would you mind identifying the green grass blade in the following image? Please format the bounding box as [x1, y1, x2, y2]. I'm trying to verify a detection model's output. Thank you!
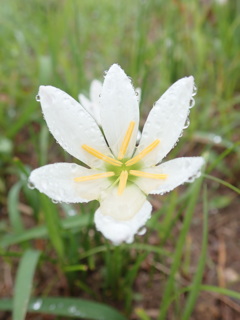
[0, 297, 127, 320]
[0, 213, 92, 248]
[158, 177, 203, 320]
[13, 249, 41, 320]
[7, 181, 24, 233]
[181, 184, 209, 319]
[201, 285, 240, 300]
[203, 173, 240, 194]
[40, 194, 65, 260]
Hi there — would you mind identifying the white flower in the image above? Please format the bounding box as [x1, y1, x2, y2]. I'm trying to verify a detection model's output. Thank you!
[29, 64, 204, 245]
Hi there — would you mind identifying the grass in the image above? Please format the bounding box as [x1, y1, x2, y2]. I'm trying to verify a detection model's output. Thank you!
[0, 0, 240, 319]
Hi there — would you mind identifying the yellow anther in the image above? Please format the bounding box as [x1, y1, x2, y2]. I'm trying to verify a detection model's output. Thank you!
[118, 170, 128, 195]
[125, 139, 160, 166]
[82, 144, 122, 167]
[74, 171, 115, 182]
[118, 121, 135, 160]
[129, 170, 167, 180]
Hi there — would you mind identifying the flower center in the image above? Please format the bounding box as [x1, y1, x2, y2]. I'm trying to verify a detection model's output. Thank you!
[74, 121, 167, 195]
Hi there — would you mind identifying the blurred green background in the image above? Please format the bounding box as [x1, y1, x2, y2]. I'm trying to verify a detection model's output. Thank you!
[0, 0, 240, 319]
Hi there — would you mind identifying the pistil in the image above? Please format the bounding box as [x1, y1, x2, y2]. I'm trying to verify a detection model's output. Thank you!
[118, 170, 128, 195]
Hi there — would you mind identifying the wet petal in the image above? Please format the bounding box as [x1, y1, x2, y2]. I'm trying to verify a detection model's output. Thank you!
[99, 184, 146, 221]
[94, 201, 152, 245]
[38, 86, 112, 168]
[79, 80, 102, 125]
[133, 157, 205, 194]
[137, 77, 194, 166]
[100, 64, 139, 158]
[29, 163, 113, 203]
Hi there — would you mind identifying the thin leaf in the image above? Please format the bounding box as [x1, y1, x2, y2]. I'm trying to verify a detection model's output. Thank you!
[40, 194, 65, 260]
[0, 297, 127, 320]
[181, 184, 209, 319]
[7, 181, 24, 233]
[0, 213, 92, 248]
[158, 176, 203, 320]
[13, 249, 41, 320]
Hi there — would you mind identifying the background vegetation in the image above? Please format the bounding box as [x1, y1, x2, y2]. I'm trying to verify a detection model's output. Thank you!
[0, 0, 240, 319]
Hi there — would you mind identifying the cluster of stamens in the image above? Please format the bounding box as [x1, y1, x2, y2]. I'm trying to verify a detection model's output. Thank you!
[74, 121, 167, 195]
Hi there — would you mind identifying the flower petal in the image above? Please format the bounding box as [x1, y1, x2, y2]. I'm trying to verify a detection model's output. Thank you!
[100, 64, 139, 158]
[99, 184, 146, 221]
[78, 80, 102, 125]
[133, 157, 205, 195]
[90, 79, 102, 104]
[38, 86, 112, 168]
[94, 201, 152, 245]
[29, 163, 113, 203]
[137, 77, 194, 166]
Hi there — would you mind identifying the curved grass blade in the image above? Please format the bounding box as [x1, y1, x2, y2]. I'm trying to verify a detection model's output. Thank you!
[0, 213, 93, 248]
[203, 173, 240, 194]
[7, 181, 24, 233]
[158, 176, 203, 320]
[0, 297, 127, 320]
[13, 249, 41, 320]
[181, 184, 208, 319]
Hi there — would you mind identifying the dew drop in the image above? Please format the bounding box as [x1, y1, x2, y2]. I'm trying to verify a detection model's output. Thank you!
[137, 227, 147, 236]
[49, 304, 56, 311]
[213, 135, 222, 144]
[183, 118, 190, 129]
[68, 305, 77, 314]
[51, 199, 59, 204]
[192, 84, 197, 96]
[71, 164, 77, 172]
[189, 97, 195, 108]
[32, 299, 42, 310]
[35, 94, 40, 102]
[28, 181, 35, 190]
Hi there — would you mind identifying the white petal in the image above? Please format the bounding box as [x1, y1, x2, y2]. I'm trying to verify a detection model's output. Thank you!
[137, 77, 194, 166]
[29, 163, 113, 203]
[38, 86, 112, 168]
[94, 201, 152, 245]
[90, 79, 102, 104]
[135, 87, 141, 103]
[79, 80, 102, 125]
[99, 184, 146, 221]
[134, 157, 205, 194]
[100, 64, 139, 158]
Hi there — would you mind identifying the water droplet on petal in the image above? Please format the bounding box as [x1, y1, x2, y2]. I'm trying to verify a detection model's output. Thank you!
[71, 164, 77, 172]
[51, 199, 59, 204]
[192, 84, 197, 96]
[28, 181, 35, 190]
[137, 227, 147, 236]
[35, 94, 40, 102]
[189, 97, 195, 108]
[183, 118, 190, 129]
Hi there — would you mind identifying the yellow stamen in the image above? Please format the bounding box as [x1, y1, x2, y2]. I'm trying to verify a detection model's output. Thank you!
[74, 171, 115, 182]
[125, 139, 160, 166]
[118, 121, 135, 160]
[118, 170, 128, 195]
[82, 144, 122, 167]
[129, 170, 167, 180]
